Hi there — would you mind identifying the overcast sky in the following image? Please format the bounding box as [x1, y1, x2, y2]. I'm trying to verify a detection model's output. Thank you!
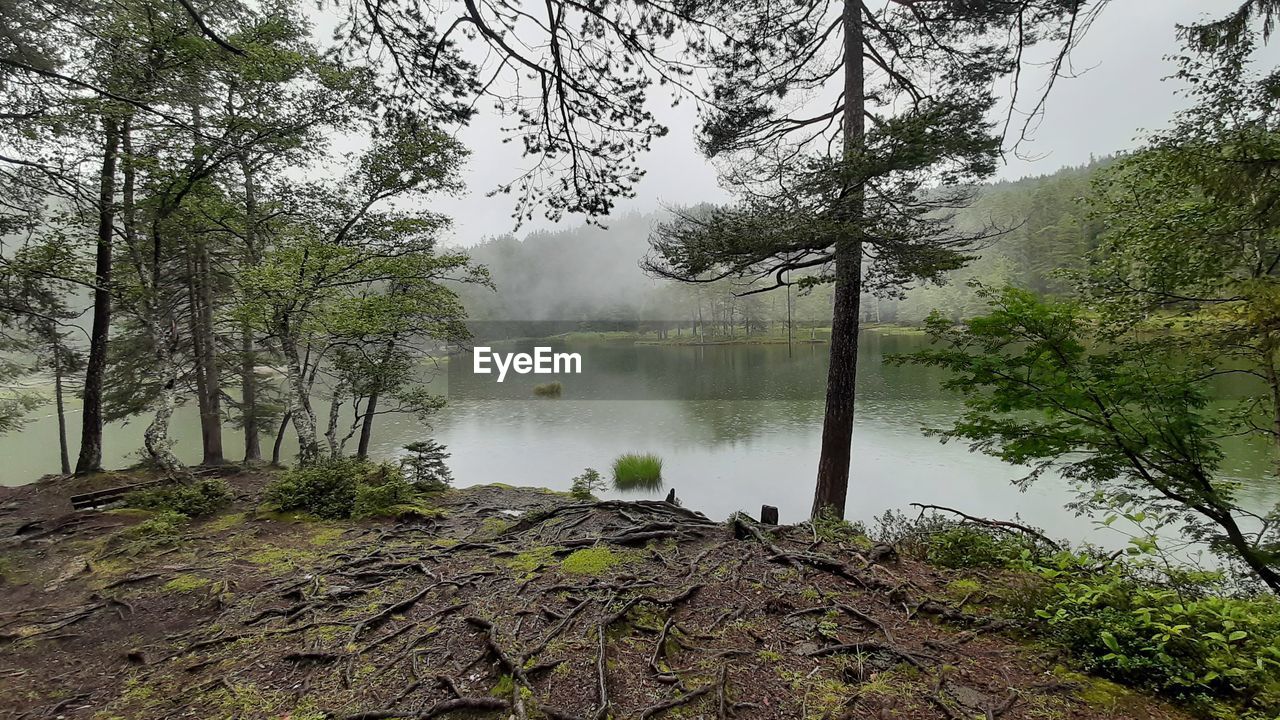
[411, 1, 1277, 246]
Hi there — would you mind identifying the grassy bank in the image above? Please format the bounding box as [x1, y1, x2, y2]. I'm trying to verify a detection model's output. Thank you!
[0, 468, 1243, 720]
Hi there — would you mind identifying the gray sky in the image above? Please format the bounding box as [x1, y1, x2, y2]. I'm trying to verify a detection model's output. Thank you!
[421, 1, 1274, 246]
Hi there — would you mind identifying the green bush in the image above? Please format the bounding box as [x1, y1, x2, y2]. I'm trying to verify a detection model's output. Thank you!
[924, 525, 1029, 569]
[265, 458, 413, 519]
[125, 479, 231, 518]
[1020, 555, 1280, 718]
[353, 470, 415, 518]
[611, 453, 663, 491]
[125, 510, 189, 542]
[872, 509, 1037, 568]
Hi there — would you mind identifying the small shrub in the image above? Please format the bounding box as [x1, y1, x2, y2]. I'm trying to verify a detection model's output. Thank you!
[812, 507, 870, 546]
[125, 479, 231, 518]
[924, 525, 1027, 569]
[265, 458, 413, 520]
[400, 440, 453, 491]
[352, 470, 415, 518]
[126, 510, 189, 542]
[871, 509, 1038, 568]
[533, 381, 562, 397]
[570, 467, 606, 500]
[612, 453, 663, 491]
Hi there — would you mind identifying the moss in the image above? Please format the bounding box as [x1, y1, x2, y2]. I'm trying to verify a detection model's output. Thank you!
[202, 681, 287, 719]
[779, 669, 853, 719]
[756, 649, 783, 663]
[0, 555, 23, 584]
[477, 516, 512, 538]
[253, 508, 322, 523]
[307, 525, 347, 547]
[247, 546, 315, 572]
[383, 502, 446, 521]
[506, 546, 561, 577]
[162, 573, 211, 593]
[855, 665, 922, 700]
[561, 547, 630, 575]
[491, 674, 515, 697]
[202, 512, 248, 533]
[944, 578, 981, 601]
[124, 510, 189, 543]
[103, 508, 154, 519]
[1051, 667, 1141, 712]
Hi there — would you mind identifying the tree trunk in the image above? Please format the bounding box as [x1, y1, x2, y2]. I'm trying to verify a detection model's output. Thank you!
[356, 390, 379, 460]
[186, 248, 224, 466]
[1263, 338, 1280, 447]
[324, 378, 349, 459]
[240, 328, 261, 462]
[271, 411, 292, 466]
[238, 154, 262, 463]
[196, 244, 223, 464]
[75, 116, 119, 475]
[281, 329, 320, 464]
[811, 0, 865, 519]
[144, 318, 189, 479]
[54, 341, 70, 475]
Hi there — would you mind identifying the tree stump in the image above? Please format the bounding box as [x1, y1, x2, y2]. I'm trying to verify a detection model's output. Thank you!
[760, 505, 779, 525]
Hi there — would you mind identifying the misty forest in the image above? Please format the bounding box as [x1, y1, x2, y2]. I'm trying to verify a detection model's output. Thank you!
[4, 1, 1280, 719]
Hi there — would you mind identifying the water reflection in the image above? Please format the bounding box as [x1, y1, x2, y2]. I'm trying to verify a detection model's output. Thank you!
[3, 330, 1277, 548]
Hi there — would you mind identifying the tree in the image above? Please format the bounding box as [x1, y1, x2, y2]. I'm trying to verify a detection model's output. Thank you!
[1081, 22, 1280, 446]
[401, 440, 453, 490]
[236, 121, 487, 465]
[901, 287, 1280, 594]
[644, 0, 1103, 518]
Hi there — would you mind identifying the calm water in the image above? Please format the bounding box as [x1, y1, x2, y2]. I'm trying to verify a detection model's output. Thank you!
[4, 331, 1278, 546]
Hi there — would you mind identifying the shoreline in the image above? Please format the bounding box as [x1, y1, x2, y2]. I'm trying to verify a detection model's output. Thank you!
[0, 468, 1219, 720]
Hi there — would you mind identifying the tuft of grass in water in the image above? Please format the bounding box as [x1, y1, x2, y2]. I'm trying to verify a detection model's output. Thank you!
[612, 452, 663, 491]
[533, 381, 562, 397]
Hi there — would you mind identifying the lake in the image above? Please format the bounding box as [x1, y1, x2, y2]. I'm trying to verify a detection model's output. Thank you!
[4, 330, 1278, 547]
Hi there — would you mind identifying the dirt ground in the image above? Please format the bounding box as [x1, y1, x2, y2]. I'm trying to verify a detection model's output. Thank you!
[0, 471, 1191, 720]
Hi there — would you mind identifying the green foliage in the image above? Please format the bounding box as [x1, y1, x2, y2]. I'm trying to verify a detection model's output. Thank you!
[811, 507, 869, 545]
[264, 458, 417, 519]
[923, 526, 1028, 569]
[399, 440, 453, 491]
[352, 470, 415, 519]
[612, 453, 663, 491]
[569, 467, 605, 500]
[1018, 556, 1280, 718]
[872, 509, 1042, 569]
[126, 510, 189, 542]
[898, 286, 1280, 593]
[125, 479, 231, 519]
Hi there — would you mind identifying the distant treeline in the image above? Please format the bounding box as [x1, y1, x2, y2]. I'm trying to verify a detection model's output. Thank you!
[458, 158, 1113, 335]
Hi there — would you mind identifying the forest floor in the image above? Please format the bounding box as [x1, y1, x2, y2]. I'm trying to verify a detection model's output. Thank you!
[0, 469, 1191, 720]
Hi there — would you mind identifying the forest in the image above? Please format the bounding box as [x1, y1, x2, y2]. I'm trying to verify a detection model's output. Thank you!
[3, 1, 1280, 719]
